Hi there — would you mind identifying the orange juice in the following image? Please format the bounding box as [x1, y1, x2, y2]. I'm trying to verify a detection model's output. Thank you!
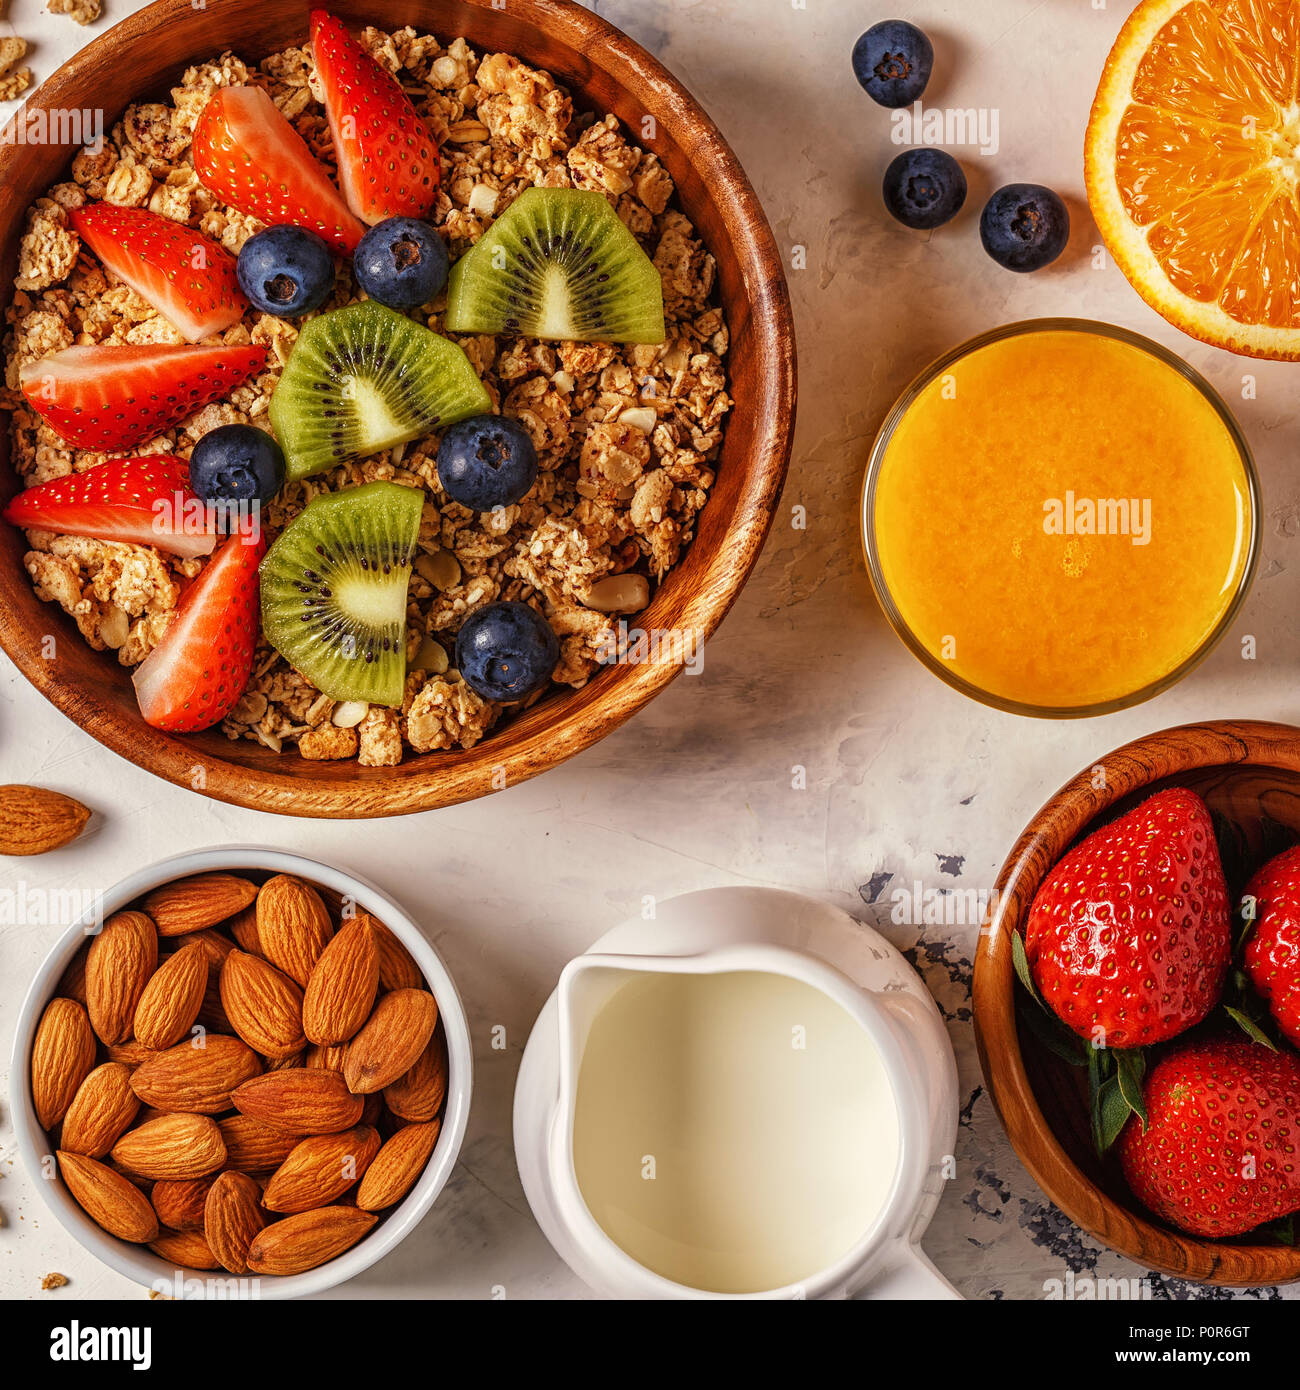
[866, 324, 1255, 713]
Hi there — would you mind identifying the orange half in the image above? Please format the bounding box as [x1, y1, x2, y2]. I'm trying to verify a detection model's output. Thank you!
[1086, 0, 1300, 358]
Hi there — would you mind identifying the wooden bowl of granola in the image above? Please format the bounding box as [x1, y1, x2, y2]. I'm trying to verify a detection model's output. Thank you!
[0, 0, 795, 816]
[973, 719, 1300, 1287]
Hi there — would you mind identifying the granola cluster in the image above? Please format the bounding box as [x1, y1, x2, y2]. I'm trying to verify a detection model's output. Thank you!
[2, 28, 732, 762]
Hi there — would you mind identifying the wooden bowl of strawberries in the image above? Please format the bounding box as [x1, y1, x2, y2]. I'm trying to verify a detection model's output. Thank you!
[10, 847, 471, 1297]
[974, 719, 1300, 1287]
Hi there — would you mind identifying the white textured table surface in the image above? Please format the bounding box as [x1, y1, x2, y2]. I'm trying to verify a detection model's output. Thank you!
[1, 0, 1296, 1302]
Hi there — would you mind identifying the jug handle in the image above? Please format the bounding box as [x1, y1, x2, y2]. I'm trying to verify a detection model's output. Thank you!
[851, 1242, 961, 1300]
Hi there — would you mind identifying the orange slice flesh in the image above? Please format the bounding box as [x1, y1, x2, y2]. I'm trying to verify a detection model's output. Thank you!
[1086, 0, 1300, 357]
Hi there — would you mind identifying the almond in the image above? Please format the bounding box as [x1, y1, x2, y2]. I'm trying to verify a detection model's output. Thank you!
[356, 1119, 442, 1212]
[204, 1170, 265, 1274]
[151, 1176, 216, 1233]
[149, 1227, 219, 1269]
[245, 1206, 377, 1276]
[0, 784, 90, 855]
[60, 1063, 140, 1157]
[303, 913, 378, 1046]
[266, 1050, 305, 1071]
[256, 875, 334, 986]
[57, 947, 89, 1005]
[232, 1068, 364, 1135]
[85, 910, 157, 1045]
[110, 1113, 226, 1181]
[130, 1034, 262, 1113]
[57, 1150, 159, 1243]
[105, 1039, 157, 1072]
[343, 989, 437, 1095]
[262, 1125, 381, 1214]
[227, 903, 262, 955]
[372, 917, 422, 991]
[216, 1114, 299, 1172]
[143, 873, 258, 937]
[305, 1042, 346, 1072]
[384, 1026, 448, 1122]
[133, 939, 208, 1050]
[219, 949, 306, 1058]
[31, 997, 96, 1129]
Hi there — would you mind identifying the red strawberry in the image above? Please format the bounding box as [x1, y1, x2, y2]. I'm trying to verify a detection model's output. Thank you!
[1242, 845, 1300, 1047]
[310, 9, 440, 225]
[192, 86, 364, 255]
[1024, 788, 1230, 1048]
[3, 456, 214, 559]
[1118, 1039, 1300, 1237]
[132, 530, 266, 732]
[69, 203, 246, 342]
[19, 343, 266, 452]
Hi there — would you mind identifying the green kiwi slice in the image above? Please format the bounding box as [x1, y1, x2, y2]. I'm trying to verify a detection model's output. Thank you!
[259, 480, 423, 708]
[269, 300, 491, 481]
[445, 188, 665, 343]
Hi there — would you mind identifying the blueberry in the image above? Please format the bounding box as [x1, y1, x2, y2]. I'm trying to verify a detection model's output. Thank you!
[456, 600, 560, 702]
[236, 226, 334, 318]
[980, 184, 1070, 272]
[852, 20, 933, 107]
[437, 414, 538, 511]
[189, 424, 285, 508]
[882, 149, 966, 230]
[354, 217, 450, 309]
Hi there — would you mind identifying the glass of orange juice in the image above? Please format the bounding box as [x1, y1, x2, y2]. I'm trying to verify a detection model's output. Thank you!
[862, 320, 1259, 717]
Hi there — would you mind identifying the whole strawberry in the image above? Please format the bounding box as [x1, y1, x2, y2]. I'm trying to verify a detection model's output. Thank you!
[1118, 1039, 1300, 1237]
[1024, 787, 1229, 1047]
[1242, 844, 1300, 1048]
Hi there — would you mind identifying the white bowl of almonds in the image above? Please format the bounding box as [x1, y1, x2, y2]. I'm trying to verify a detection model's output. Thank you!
[10, 847, 471, 1298]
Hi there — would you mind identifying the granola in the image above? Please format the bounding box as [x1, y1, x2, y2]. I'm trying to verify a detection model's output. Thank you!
[3, 27, 732, 762]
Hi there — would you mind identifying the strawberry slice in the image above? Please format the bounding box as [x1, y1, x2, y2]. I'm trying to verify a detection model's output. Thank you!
[69, 203, 247, 343]
[19, 343, 267, 452]
[310, 9, 441, 225]
[132, 530, 266, 732]
[3, 456, 215, 559]
[193, 86, 364, 255]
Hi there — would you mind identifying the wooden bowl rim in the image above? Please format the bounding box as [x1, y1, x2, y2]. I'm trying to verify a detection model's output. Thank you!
[973, 718, 1300, 1286]
[0, 0, 797, 818]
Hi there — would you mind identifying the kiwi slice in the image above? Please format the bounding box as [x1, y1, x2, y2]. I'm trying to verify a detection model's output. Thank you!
[260, 480, 423, 708]
[445, 188, 665, 343]
[269, 300, 491, 481]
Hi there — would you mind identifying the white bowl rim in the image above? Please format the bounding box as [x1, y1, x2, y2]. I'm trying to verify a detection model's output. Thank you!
[9, 845, 474, 1300]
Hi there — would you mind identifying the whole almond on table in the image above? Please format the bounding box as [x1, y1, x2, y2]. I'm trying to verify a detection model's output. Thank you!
[372, 916, 422, 991]
[57, 1151, 159, 1244]
[143, 873, 257, 936]
[231, 1068, 363, 1134]
[149, 1227, 219, 1270]
[384, 1027, 447, 1122]
[31, 997, 96, 1129]
[60, 1062, 140, 1158]
[216, 1114, 298, 1172]
[151, 1176, 216, 1233]
[262, 1125, 381, 1214]
[343, 988, 438, 1095]
[0, 784, 90, 855]
[204, 1170, 265, 1274]
[111, 1112, 227, 1181]
[220, 949, 307, 1058]
[256, 874, 334, 987]
[303, 913, 378, 1046]
[133, 938, 208, 1050]
[245, 1206, 377, 1276]
[130, 1034, 262, 1113]
[85, 910, 157, 1045]
[357, 1119, 442, 1212]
